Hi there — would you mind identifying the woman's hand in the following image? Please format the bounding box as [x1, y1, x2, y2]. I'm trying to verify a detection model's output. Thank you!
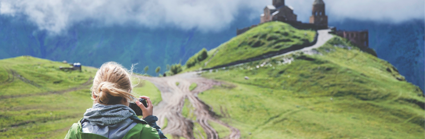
[136, 96, 153, 119]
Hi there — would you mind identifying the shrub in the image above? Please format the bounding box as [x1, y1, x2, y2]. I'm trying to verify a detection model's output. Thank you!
[155, 67, 161, 73]
[170, 64, 183, 75]
[186, 57, 198, 68]
[144, 66, 149, 73]
[185, 48, 209, 68]
[197, 48, 208, 61]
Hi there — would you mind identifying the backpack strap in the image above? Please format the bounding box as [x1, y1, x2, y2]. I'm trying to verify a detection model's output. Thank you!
[129, 115, 149, 124]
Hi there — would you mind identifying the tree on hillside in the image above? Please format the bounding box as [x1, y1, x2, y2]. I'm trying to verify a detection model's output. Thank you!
[185, 48, 209, 68]
[185, 57, 197, 68]
[197, 48, 208, 61]
[170, 64, 182, 75]
[144, 66, 149, 74]
[155, 67, 161, 74]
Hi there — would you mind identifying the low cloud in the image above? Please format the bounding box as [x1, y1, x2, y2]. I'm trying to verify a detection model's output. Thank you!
[0, 0, 422, 34]
[0, 0, 268, 34]
[286, 0, 424, 23]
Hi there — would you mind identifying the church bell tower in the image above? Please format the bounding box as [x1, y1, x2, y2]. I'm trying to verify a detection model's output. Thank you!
[273, 0, 285, 8]
[309, 0, 328, 27]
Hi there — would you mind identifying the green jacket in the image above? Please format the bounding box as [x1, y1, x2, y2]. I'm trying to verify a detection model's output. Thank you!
[64, 119, 160, 139]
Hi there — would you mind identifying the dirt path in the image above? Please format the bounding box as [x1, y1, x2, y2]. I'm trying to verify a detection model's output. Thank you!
[272, 29, 333, 58]
[8, 69, 45, 89]
[139, 73, 240, 139]
[200, 29, 333, 70]
[140, 76, 196, 139]
[136, 30, 334, 139]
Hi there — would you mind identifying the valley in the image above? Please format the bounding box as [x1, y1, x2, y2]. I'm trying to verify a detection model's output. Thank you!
[0, 21, 423, 139]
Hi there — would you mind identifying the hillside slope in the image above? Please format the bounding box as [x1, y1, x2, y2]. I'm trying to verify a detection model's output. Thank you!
[331, 19, 424, 92]
[0, 15, 422, 92]
[186, 22, 425, 138]
[185, 22, 316, 71]
[0, 56, 162, 138]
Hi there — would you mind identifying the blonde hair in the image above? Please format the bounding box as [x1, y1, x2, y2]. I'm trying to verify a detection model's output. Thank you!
[91, 62, 135, 105]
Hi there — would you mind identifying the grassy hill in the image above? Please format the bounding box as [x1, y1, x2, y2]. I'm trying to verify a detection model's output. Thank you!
[184, 22, 425, 138]
[1, 21, 423, 138]
[0, 56, 161, 139]
[184, 22, 316, 71]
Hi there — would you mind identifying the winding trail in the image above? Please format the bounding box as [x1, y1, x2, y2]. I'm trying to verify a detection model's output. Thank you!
[139, 75, 195, 139]
[139, 73, 240, 139]
[273, 29, 333, 57]
[137, 29, 333, 139]
[202, 29, 333, 70]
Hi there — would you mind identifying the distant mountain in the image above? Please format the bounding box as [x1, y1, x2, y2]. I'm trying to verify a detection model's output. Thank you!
[0, 14, 422, 91]
[2, 22, 423, 138]
[330, 19, 424, 92]
[0, 14, 258, 76]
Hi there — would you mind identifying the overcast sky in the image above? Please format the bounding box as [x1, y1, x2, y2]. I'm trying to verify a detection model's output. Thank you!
[0, 0, 423, 34]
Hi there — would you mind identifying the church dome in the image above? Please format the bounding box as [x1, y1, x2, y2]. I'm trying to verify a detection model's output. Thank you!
[313, 0, 325, 5]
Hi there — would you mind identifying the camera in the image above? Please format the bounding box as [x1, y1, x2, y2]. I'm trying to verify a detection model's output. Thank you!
[129, 98, 148, 116]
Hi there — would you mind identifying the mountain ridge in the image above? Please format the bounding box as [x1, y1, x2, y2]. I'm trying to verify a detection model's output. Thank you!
[0, 15, 422, 91]
[0, 21, 423, 138]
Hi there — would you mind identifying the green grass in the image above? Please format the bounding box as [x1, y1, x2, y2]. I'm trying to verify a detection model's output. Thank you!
[189, 83, 197, 91]
[162, 117, 168, 129]
[184, 48, 219, 72]
[208, 121, 231, 138]
[0, 56, 163, 139]
[131, 77, 163, 105]
[0, 56, 98, 96]
[197, 36, 425, 138]
[184, 22, 316, 71]
[0, 56, 97, 139]
[0, 89, 93, 139]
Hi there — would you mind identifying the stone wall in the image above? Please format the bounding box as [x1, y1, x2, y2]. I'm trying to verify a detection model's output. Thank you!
[261, 7, 273, 23]
[336, 31, 369, 48]
[273, 0, 285, 8]
[236, 25, 257, 35]
[273, 6, 297, 22]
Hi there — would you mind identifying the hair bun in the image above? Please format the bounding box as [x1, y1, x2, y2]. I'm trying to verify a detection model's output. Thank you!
[97, 81, 131, 104]
[91, 62, 135, 105]
[99, 82, 113, 93]
[98, 82, 116, 104]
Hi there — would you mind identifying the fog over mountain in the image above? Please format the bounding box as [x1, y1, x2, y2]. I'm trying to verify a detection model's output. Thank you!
[0, 0, 422, 34]
[0, 0, 423, 91]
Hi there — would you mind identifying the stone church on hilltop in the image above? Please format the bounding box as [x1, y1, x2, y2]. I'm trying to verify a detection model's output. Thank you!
[260, 0, 328, 28]
[237, 0, 369, 49]
[260, 0, 297, 23]
[310, 0, 328, 27]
